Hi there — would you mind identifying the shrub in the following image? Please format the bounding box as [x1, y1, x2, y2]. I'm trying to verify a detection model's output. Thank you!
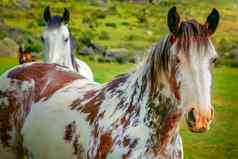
[134, 8, 148, 23]
[98, 31, 110, 40]
[24, 36, 42, 52]
[92, 10, 107, 19]
[216, 59, 238, 68]
[82, 15, 97, 28]
[217, 38, 238, 54]
[0, 37, 18, 57]
[80, 31, 95, 47]
[105, 22, 117, 28]
[121, 22, 129, 26]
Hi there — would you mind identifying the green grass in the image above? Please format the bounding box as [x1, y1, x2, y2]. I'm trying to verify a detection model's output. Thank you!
[0, 56, 18, 74]
[0, 57, 238, 159]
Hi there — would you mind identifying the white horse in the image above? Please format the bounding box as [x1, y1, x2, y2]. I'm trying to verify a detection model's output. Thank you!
[0, 7, 219, 159]
[41, 7, 94, 81]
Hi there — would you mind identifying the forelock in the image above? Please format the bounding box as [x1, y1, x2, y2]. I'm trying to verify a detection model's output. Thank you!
[176, 20, 210, 54]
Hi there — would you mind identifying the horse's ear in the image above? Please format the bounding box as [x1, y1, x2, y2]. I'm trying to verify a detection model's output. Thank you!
[167, 6, 180, 34]
[206, 8, 219, 35]
[63, 8, 70, 23]
[44, 6, 51, 22]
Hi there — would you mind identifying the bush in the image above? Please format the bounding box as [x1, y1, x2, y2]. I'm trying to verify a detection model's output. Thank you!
[1, 0, 15, 7]
[105, 22, 117, 28]
[106, 5, 118, 16]
[82, 15, 98, 28]
[80, 31, 95, 47]
[216, 59, 238, 68]
[91, 10, 107, 19]
[24, 35, 42, 52]
[0, 37, 18, 57]
[28, 21, 38, 28]
[121, 22, 129, 26]
[36, 18, 45, 27]
[98, 31, 110, 40]
[134, 8, 148, 23]
[217, 38, 238, 54]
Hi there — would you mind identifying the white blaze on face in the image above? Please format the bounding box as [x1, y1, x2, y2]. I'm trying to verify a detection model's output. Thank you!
[42, 24, 74, 70]
[177, 41, 217, 116]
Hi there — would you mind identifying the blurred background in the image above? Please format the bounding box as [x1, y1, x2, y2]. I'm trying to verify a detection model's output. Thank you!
[0, 0, 237, 158]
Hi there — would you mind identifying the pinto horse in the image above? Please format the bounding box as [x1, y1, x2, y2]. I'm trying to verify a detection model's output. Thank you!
[0, 7, 219, 159]
[41, 7, 94, 81]
[18, 47, 33, 64]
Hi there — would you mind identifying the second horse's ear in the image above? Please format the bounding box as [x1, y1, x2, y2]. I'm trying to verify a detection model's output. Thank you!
[44, 6, 51, 22]
[63, 8, 70, 23]
[167, 6, 180, 35]
[206, 8, 219, 35]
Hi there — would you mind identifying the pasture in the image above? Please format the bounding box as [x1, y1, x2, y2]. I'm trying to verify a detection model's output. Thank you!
[0, 57, 238, 159]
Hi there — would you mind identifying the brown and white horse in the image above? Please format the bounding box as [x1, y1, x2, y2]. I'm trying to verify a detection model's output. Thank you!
[18, 47, 33, 64]
[0, 7, 219, 159]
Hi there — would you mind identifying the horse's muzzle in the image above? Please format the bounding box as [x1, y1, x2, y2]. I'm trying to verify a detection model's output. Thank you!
[186, 107, 214, 133]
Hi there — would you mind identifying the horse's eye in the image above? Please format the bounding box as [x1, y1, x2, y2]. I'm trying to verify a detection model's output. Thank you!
[64, 38, 69, 43]
[40, 36, 44, 42]
[211, 58, 217, 64]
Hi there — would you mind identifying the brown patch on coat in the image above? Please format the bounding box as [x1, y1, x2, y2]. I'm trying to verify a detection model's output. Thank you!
[122, 137, 130, 147]
[159, 110, 182, 151]
[64, 121, 77, 143]
[95, 132, 113, 159]
[122, 138, 138, 159]
[8, 63, 82, 102]
[106, 74, 129, 91]
[70, 90, 102, 124]
[169, 65, 181, 101]
[73, 135, 85, 159]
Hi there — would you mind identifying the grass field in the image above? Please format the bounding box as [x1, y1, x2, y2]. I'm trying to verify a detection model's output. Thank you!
[0, 57, 238, 159]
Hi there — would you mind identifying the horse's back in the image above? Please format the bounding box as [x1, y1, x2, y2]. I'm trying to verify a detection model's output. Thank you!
[0, 62, 87, 158]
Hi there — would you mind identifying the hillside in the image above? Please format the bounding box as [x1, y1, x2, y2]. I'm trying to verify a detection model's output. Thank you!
[0, 0, 238, 63]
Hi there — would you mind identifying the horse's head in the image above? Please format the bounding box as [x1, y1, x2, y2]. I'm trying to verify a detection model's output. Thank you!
[167, 7, 219, 133]
[19, 46, 33, 64]
[41, 6, 70, 63]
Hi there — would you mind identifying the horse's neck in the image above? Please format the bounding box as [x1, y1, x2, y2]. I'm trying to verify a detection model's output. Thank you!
[116, 64, 183, 152]
[59, 40, 74, 68]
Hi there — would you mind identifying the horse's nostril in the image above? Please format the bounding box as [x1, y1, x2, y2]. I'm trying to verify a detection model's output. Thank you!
[188, 108, 196, 123]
